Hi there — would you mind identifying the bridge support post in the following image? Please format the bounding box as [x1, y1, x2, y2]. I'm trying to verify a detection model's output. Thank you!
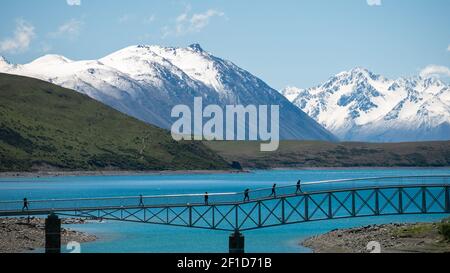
[258, 201, 262, 227]
[304, 195, 309, 221]
[45, 213, 61, 254]
[188, 205, 192, 227]
[328, 193, 333, 219]
[229, 230, 244, 254]
[445, 186, 449, 213]
[421, 187, 427, 213]
[351, 191, 356, 217]
[374, 189, 380, 215]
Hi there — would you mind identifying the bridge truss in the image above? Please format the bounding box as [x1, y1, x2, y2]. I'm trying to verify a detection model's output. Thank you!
[63, 184, 449, 231]
[1, 175, 449, 253]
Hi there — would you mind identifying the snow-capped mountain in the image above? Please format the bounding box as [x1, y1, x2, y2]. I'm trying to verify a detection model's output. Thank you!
[281, 67, 450, 142]
[0, 44, 336, 141]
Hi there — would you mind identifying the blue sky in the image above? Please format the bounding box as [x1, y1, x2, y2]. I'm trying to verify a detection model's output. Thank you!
[0, 0, 449, 89]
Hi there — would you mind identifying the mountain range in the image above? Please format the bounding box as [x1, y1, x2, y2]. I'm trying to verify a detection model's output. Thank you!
[0, 44, 336, 142]
[281, 68, 450, 142]
[2, 45, 448, 143]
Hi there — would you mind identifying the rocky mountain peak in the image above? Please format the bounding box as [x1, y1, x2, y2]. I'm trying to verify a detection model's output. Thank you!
[188, 43, 204, 52]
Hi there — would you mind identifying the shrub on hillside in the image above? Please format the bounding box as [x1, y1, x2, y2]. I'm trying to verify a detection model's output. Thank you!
[438, 218, 450, 241]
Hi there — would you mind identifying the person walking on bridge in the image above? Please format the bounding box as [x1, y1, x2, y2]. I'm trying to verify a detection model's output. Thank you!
[269, 184, 277, 198]
[139, 195, 144, 207]
[296, 180, 302, 194]
[204, 192, 209, 205]
[243, 189, 250, 202]
[22, 198, 29, 211]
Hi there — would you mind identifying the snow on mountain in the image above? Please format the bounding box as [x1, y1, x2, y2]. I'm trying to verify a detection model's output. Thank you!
[0, 44, 336, 141]
[0, 56, 13, 71]
[280, 86, 305, 102]
[281, 67, 450, 142]
[28, 54, 72, 66]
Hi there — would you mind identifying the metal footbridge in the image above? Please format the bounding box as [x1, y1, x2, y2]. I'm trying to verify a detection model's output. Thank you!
[1, 175, 449, 253]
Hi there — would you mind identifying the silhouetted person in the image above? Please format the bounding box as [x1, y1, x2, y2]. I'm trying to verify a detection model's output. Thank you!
[243, 189, 250, 202]
[269, 184, 277, 198]
[139, 195, 144, 207]
[296, 180, 302, 194]
[22, 198, 29, 211]
[204, 192, 209, 205]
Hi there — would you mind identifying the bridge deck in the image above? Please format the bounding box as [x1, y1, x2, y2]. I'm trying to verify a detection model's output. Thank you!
[0, 183, 448, 216]
[1, 175, 449, 231]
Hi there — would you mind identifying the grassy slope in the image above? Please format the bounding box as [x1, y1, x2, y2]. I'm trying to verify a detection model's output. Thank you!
[0, 73, 230, 172]
[205, 140, 450, 168]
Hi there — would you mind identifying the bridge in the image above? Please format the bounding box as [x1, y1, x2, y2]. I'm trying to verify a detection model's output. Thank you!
[1, 175, 449, 253]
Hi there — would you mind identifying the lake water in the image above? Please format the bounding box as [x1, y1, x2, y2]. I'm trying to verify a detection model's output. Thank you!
[0, 168, 449, 253]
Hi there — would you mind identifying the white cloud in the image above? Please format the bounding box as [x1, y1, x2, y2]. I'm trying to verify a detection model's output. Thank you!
[367, 0, 382, 6]
[420, 65, 450, 79]
[118, 14, 133, 24]
[163, 8, 225, 37]
[0, 19, 35, 54]
[161, 26, 171, 39]
[143, 15, 156, 24]
[190, 10, 225, 32]
[50, 19, 84, 39]
[447, 45, 450, 52]
[67, 0, 81, 6]
[120, 14, 156, 25]
[41, 42, 52, 53]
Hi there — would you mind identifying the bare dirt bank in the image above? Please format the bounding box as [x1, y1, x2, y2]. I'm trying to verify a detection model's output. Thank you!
[302, 219, 450, 253]
[0, 217, 96, 253]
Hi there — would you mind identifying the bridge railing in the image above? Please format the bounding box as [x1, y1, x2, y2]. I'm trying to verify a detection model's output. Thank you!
[0, 175, 449, 213]
[300, 175, 450, 191]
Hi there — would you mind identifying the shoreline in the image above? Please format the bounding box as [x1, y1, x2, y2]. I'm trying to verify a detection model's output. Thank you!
[301, 219, 450, 253]
[1, 166, 449, 179]
[0, 169, 248, 179]
[270, 166, 450, 171]
[0, 217, 97, 253]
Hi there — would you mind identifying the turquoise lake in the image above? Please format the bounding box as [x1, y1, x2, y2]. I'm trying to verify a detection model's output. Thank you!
[1, 168, 449, 253]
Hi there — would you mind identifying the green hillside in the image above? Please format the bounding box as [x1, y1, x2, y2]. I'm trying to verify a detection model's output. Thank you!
[0, 73, 230, 172]
[205, 140, 450, 168]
